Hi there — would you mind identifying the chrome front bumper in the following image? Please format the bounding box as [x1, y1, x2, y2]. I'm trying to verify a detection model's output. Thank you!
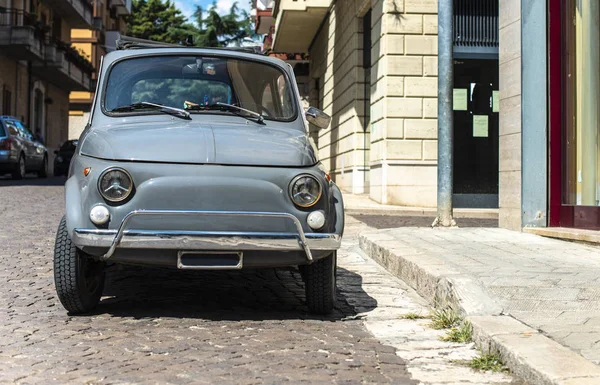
[73, 210, 341, 263]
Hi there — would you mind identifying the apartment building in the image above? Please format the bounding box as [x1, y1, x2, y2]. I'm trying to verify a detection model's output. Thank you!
[68, 0, 130, 139]
[0, 0, 93, 162]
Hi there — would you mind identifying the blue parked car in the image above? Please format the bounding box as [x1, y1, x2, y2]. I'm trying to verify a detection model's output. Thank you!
[0, 116, 48, 179]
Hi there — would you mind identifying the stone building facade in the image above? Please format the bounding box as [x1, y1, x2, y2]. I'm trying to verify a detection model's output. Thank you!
[270, 0, 439, 206]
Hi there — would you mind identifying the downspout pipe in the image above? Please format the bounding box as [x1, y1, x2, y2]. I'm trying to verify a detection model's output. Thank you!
[433, 0, 456, 227]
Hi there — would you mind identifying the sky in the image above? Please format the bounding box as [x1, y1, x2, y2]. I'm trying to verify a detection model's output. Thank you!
[173, 0, 252, 22]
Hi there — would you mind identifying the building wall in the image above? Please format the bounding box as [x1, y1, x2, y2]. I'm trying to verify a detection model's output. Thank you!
[309, 0, 439, 204]
[309, 0, 371, 194]
[498, 0, 522, 230]
[369, 0, 438, 206]
[45, 84, 70, 150]
[68, 112, 89, 140]
[0, 57, 28, 121]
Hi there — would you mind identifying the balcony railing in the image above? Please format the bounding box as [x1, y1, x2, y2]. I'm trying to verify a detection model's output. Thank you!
[0, 8, 36, 27]
[0, 8, 46, 60]
[43, 0, 93, 28]
[53, 38, 94, 74]
[33, 38, 92, 91]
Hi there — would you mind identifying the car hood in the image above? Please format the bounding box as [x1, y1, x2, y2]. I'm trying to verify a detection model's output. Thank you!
[80, 120, 318, 167]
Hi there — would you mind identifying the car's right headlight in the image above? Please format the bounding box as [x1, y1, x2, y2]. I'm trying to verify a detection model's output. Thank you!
[98, 167, 134, 203]
[289, 174, 322, 208]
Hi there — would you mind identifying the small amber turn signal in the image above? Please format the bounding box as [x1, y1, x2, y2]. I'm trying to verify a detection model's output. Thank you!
[83, 167, 91, 176]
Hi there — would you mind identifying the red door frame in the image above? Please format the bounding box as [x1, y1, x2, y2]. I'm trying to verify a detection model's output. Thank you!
[548, 0, 600, 229]
[548, 0, 562, 227]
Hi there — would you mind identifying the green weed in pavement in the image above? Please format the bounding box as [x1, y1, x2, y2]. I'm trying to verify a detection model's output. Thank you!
[399, 312, 429, 320]
[469, 353, 507, 372]
[429, 307, 462, 329]
[440, 320, 473, 343]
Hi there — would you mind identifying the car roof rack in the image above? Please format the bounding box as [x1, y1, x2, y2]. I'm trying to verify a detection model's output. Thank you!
[116, 35, 182, 50]
[115, 35, 264, 55]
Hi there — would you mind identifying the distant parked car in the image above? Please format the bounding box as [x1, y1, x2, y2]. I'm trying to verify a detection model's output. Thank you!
[0, 116, 48, 179]
[53, 140, 78, 176]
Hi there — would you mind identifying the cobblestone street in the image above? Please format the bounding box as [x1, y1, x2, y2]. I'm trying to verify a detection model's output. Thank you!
[0, 177, 516, 384]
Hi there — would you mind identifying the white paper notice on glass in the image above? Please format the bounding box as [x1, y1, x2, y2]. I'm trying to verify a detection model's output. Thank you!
[453, 89, 468, 111]
[473, 115, 489, 137]
[492, 91, 500, 112]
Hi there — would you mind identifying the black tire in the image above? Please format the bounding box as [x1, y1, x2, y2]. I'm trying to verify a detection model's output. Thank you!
[11, 154, 25, 180]
[37, 155, 48, 178]
[304, 252, 337, 314]
[54, 216, 105, 314]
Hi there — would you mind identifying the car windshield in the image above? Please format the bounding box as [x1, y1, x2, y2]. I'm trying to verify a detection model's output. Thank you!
[104, 55, 297, 121]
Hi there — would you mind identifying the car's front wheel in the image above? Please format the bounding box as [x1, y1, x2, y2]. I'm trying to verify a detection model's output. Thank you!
[304, 252, 337, 314]
[54, 216, 105, 314]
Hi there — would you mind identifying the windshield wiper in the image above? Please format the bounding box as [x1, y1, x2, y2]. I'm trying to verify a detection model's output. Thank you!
[110, 102, 191, 120]
[185, 101, 264, 124]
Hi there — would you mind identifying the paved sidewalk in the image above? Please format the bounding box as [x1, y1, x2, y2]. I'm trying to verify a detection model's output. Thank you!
[359, 226, 600, 384]
[341, 217, 518, 384]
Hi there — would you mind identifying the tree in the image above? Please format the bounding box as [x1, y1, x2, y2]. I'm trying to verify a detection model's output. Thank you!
[126, 0, 196, 45]
[127, 0, 255, 48]
[192, 2, 255, 47]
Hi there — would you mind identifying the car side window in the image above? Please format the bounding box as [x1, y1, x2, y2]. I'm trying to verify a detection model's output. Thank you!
[275, 75, 294, 118]
[14, 121, 32, 139]
[0, 122, 5, 137]
[261, 83, 275, 116]
[5, 121, 19, 136]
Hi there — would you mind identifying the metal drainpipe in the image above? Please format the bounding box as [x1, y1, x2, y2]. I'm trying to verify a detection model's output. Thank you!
[433, 0, 456, 227]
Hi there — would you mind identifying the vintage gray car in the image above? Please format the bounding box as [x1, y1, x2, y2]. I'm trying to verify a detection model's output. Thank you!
[53, 39, 344, 315]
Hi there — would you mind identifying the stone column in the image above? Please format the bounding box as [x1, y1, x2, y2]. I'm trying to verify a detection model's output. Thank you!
[499, 0, 522, 230]
[369, 0, 438, 206]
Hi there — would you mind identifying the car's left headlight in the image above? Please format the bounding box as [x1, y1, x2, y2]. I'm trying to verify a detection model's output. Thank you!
[98, 167, 134, 202]
[289, 174, 322, 208]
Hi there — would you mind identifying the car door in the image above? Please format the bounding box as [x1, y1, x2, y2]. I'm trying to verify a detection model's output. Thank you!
[15, 121, 43, 168]
[11, 121, 37, 169]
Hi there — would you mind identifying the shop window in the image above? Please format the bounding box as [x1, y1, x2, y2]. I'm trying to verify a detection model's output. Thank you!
[563, 0, 600, 206]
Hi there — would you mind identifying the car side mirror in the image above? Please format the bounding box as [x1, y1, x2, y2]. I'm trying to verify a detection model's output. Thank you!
[305, 106, 331, 129]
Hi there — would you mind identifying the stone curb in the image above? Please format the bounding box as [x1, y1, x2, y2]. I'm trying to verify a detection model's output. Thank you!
[359, 230, 600, 385]
[357, 231, 503, 316]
